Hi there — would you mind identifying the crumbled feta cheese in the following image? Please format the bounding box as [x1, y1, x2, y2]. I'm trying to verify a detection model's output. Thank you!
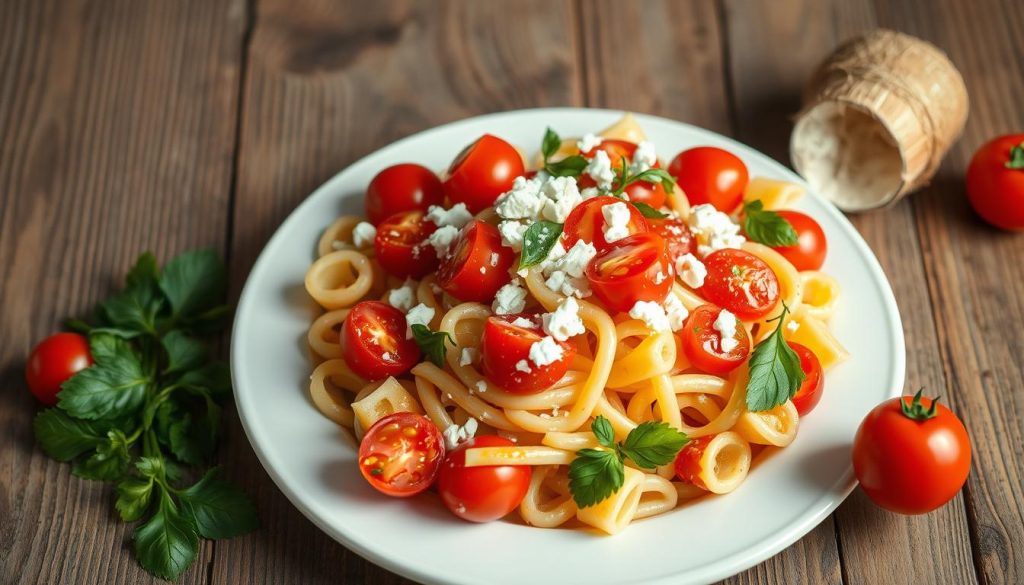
[585, 149, 616, 189]
[498, 220, 529, 251]
[528, 336, 565, 367]
[352, 222, 376, 248]
[428, 225, 460, 258]
[543, 270, 591, 298]
[405, 303, 435, 339]
[714, 309, 739, 353]
[602, 201, 632, 243]
[654, 270, 667, 285]
[386, 280, 417, 312]
[489, 252, 499, 266]
[382, 352, 392, 361]
[536, 240, 567, 274]
[580, 187, 600, 200]
[443, 418, 479, 450]
[630, 141, 657, 173]
[493, 281, 528, 315]
[460, 348, 478, 366]
[786, 320, 800, 334]
[515, 359, 532, 373]
[474, 380, 487, 393]
[577, 133, 602, 153]
[511, 316, 536, 328]
[629, 301, 671, 332]
[542, 297, 586, 341]
[540, 176, 583, 223]
[664, 293, 689, 332]
[687, 204, 745, 257]
[425, 203, 473, 229]
[552, 240, 597, 278]
[495, 176, 545, 219]
[676, 253, 707, 288]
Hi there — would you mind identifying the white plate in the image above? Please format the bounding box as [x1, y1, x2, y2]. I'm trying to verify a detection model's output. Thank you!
[231, 108, 905, 585]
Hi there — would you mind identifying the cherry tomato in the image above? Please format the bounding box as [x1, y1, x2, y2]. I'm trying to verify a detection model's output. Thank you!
[789, 342, 824, 416]
[365, 163, 445, 225]
[374, 210, 438, 279]
[26, 332, 93, 406]
[579, 140, 668, 208]
[852, 392, 971, 515]
[562, 196, 648, 252]
[966, 134, 1024, 230]
[648, 216, 695, 264]
[443, 134, 525, 214]
[771, 211, 827, 271]
[437, 435, 532, 522]
[698, 249, 780, 320]
[480, 314, 574, 394]
[581, 138, 637, 170]
[586, 232, 673, 314]
[341, 301, 421, 380]
[358, 412, 445, 497]
[680, 305, 750, 375]
[437, 220, 515, 302]
[668, 147, 749, 213]
[674, 435, 713, 490]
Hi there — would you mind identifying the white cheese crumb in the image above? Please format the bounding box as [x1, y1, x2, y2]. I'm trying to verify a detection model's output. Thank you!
[664, 293, 689, 332]
[442, 418, 479, 450]
[580, 187, 600, 200]
[489, 252, 499, 267]
[585, 149, 616, 190]
[654, 270, 667, 285]
[352, 222, 377, 248]
[492, 281, 528, 315]
[495, 176, 545, 220]
[540, 176, 583, 223]
[602, 201, 632, 243]
[386, 279, 417, 312]
[676, 253, 708, 288]
[511, 316, 536, 328]
[551, 239, 597, 278]
[542, 297, 586, 341]
[686, 204, 745, 257]
[425, 203, 473, 229]
[630, 141, 657, 173]
[428, 225, 460, 258]
[515, 359, 532, 373]
[714, 309, 739, 353]
[528, 336, 565, 368]
[460, 348, 478, 366]
[629, 301, 671, 332]
[498, 220, 529, 251]
[405, 303, 435, 339]
[475, 380, 487, 393]
[577, 133, 602, 153]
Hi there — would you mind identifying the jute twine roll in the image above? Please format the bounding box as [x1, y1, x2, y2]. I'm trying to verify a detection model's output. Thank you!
[790, 30, 969, 211]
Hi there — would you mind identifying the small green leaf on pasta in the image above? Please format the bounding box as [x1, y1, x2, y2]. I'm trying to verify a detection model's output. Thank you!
[591, 416, 616, 449]
[520, 221, 563, 268]
[568, 448, 625, 508]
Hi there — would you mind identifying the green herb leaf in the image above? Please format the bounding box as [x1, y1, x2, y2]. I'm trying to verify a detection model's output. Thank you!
[542, 127, 561, 160]
[619, 421, 689, 469]
[33, 409, 108, 461]
[101, 278, 163, 335]
[520, 221, 563, 268]
[179, 468, 259, 539]
[182, 304, 233, 334]
[631, 167, 677, 193]
[591, 415, 616, 449]
[136, 456, 168, 480]
[161, 331, 207, 375]
[116, 476, 155, 521]
[168, 398, 221, 465]
[410, 324, 454, 368]
[133, 491, 199, 580]
[568, 448, 625, 508]
[126, 252, 160, 288]
[73, 429, 131, 481]
[158, 249, 227, 320]
[545, 155, 589, 177]
[742, 200, 798, 247]
[175, 361, 232, 399]
[630, 201, 669, 219]
[1006, 143, 1024, 170]
[58, 335, 150, 420]
[745, 303, 806, 411]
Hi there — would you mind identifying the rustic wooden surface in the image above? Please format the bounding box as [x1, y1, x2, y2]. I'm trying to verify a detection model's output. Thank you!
[1, 0, 1021, 583]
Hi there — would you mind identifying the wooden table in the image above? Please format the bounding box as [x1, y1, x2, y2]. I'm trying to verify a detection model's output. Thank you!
[2, 1, 1021, 583]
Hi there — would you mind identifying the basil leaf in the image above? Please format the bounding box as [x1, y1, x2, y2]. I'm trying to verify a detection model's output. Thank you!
[116, 476, 155, 521]
[58, 336, 150, 420]
[133, 491, 199, 580]
[742, 200, 798, 247]
[630, 201, 668, 219]
[542, 127, 561, 160]
[591, 416, 616, 449]
[72, 429, 131, 481]
[519, 221, 563, 268]
[568, 448, 624, 508]
[126, 252, 160, 288]
[545, 155, 588, 177]
[745, 304, 806, 411]
[619, 421, 689, 469]
[158, 249, 227, 319]
[161, 331, 207, 375]
[33, 409, 108, 461]
[410, 324, 454, 368]
[179, 468, 259, 539]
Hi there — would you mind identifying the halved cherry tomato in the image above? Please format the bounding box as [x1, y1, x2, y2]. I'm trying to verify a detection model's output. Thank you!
[668, 147, 748, 212]
[480, 314, 574, 394]
[358, 412, 445, 497]
[443, 134, 525, 214]
[648, 216, 695, 264]
[365, 163, 445, 225]
[585, 232, 672, 314]
[789, 342, 824, 416]
[341, 301, 421, 380]
[579, 139, 667, 207]
[562, 196, 648, 252]
[680, 305, 750, 375]
[698, 249, 780, 320]
[771, 211, 827, 271]
[437, 435, 532, 522]
[374, 210, 437, 279]
[581, 138, 637, 169]
[674, 436, 713, 490]
[437, 220, 515, 302]
[26, 332, 93, 406]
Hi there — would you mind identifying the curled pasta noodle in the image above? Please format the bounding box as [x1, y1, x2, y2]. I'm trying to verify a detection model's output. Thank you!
[797, 271, 841, 322]
[308, 309, 349, 359]
[576, 466, 645, 535]
[309, 359, 358, 427]
[520, 465, 577, 528]
[463, 445, 575, 467]
[317, 215, 372, 257]
[692, 431, 753, 494]
[743, 177, 805, 210]
[733, 400, 799, 447]
[634, 473, 679, 519]
[305, 250, 374, 310]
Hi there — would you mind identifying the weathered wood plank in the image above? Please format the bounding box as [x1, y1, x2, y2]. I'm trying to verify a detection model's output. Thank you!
[214, 1, 579, 583]
[0, 0, 246, 583]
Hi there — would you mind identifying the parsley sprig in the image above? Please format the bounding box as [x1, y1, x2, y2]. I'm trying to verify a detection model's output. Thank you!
[568, 416, 688, 508]
[610, 157, 677, 198]
[742, 200, 798, 246]
[34, 250, 256, 580]
[541, 128, 589, 177]
[410, 324, 455, 367]
[745, 302, 806, 412]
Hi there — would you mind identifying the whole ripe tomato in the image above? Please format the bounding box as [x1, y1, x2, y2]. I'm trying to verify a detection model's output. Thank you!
[480, 314, 574, 394]
[374, 210, 438, 279]
[966, 134, 1024, 230]
[585, 232, 673, 314]
[341, 301, 421, 380]
[698, 248, 780, 320]
[680, 305, 750, 375]
[443, 134, 525, 214]
[358, 412, 445, 497]
[26, 333, 93, 406]
[852, 391, 971, 515]
[789, 342, 824, 416]
[437, 435, 532, 522]
[437, 220, 514, 302]
[668, 147, 749, 213]
[771, 211, 827, 271]
[562, 196, 648, 252]
[365, 163, 445, 225]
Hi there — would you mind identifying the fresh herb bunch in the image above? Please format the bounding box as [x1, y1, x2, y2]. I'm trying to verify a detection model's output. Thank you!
[33, 249, 257, 580]
[744, 301, 806, 412]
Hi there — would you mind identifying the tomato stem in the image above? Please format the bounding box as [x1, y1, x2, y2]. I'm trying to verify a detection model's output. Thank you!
[899, 388, 940, 421]
[1007, 143, 1024, 170]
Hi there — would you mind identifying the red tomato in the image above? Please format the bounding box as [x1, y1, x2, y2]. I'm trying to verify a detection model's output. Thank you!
[437, 435, 532, 522]
[668, 147, 749, 212]
[789, 342, 824, 416]
[358, 412, 445, 497]
[365, 163, 445, 225]
[579, 139, 667, 207]
[852, 392, 971, 515]
[481, 314, 574, 394]
[443, 134, 525, 214]
[437, 220, 515, 302]
[771, 211, 827, 271]
[966, 134, 1024, 230]
[562, 196, 648, 252]
[680, 305, 750, 375]
[341, 301, 421, 380]
[26, 333, 93, 406]
[674, 435, 713, 490]
[586, 232, 673, 314]
[648, 217, 695, 264]
[581, 138, 637, 169]
[698, 249, 780, 320]
[374, 210, 438, 279]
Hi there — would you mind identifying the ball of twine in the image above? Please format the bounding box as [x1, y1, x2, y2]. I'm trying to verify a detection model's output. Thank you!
[790, 29, 969, 211]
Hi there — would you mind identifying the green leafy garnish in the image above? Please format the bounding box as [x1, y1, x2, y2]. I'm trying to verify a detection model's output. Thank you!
[410, 324, 454, 368]
[630, 201, 669, 219]
[519, 220, 563, 269]
[541, 127, 589, 177]
[745, 302, 806, 411]
[568, 416, 688, 508]
[1006, 143, 1024, 170]
[33, 250, 256, 580]
[742, 200, 798, 247]
[610, 157, 677, 197]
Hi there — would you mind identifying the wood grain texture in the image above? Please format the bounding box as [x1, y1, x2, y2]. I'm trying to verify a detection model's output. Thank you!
[0, 0, 245, 583]
[213, 1, 579, 583]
